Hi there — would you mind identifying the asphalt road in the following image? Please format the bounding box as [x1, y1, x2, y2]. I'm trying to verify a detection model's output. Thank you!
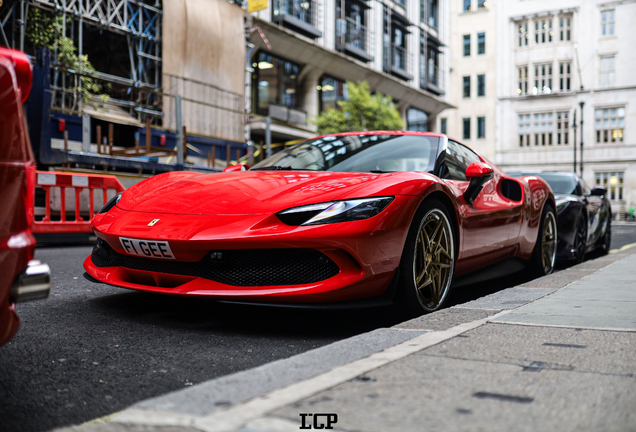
[1, 226, 635, 432]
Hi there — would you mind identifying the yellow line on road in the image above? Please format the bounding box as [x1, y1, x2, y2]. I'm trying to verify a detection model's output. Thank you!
[609, 242, 636, 254]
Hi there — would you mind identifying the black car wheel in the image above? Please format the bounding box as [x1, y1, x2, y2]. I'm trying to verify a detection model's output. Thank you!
[531, 204, 557, 276]
[598, 220, 612, 256]
[397, 199, 456, 316]
[573, 214, 587, 264]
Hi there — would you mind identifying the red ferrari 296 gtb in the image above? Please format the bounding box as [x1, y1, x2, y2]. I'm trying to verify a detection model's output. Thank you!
[84, 132, 556, 315]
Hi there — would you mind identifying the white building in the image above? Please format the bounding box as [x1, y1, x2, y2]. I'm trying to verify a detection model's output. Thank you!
[438, 0, 496, 160]
[245, 0, 453, 144]
[441, 0, 635, 219]
[495, 0, 636, 220]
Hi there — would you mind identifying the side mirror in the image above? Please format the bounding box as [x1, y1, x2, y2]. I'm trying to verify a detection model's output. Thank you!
[222, 164, 250, 172]
[465, 162, 494, 179]
[463, 162, 494, 204]
[0, 47, 32, 102]
[590, 187, 607, 196]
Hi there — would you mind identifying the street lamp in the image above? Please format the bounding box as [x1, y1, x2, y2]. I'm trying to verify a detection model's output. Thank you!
[572, 110, 577, 174]
[579, 101, 584, 177]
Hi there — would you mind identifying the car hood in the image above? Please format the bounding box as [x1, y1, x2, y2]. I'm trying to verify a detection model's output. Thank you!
[117, 170, 397, 215]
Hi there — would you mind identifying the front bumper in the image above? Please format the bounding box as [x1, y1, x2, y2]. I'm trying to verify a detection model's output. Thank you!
[84, 195, 419, 303]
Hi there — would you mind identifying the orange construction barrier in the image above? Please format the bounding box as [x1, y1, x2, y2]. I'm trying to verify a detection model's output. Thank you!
[32, 171, 125, 234]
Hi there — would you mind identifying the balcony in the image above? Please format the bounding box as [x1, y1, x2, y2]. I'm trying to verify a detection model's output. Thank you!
[420, 63, 443, 95]
[272, 0, 322, 39]
[269, 104, 308, 127]
[336, 18, 374, 63]
[383, 44, 413, 81]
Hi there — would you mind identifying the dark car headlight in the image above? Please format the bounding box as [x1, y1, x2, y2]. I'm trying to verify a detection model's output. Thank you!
[99, 192, 122, 214]
[277, 197, 394, 226]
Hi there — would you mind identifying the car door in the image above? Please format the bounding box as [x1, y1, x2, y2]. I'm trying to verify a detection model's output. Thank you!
[441, 140, 523, 268]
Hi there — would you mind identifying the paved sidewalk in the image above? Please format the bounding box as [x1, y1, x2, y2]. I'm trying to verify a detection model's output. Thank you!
[58, 247, 636, 432]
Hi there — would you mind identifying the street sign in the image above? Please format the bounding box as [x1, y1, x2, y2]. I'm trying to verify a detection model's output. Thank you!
[248, 0, 267, 13]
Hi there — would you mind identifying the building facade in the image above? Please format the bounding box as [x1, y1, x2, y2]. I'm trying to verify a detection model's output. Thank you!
[438, 0, 496, 160]
[497, 0, 636, 220]
[442, 0, 635, 219]
[246, 0, 453, 144]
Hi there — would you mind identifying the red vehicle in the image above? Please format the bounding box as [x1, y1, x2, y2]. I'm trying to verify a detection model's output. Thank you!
[84, 132, 555, 315]
[0, 48, 51, 345]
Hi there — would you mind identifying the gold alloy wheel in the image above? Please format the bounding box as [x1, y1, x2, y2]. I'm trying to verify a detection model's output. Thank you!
[541, 211, 557, 273]
[413, 209, 454, 311]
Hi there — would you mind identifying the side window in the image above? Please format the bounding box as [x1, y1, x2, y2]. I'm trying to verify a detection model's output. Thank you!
[443, 140, 481, 181]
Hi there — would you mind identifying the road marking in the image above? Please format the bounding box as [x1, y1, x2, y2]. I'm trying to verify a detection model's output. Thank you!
[112, 310, 509, 432]
[609, 242, 636, 254]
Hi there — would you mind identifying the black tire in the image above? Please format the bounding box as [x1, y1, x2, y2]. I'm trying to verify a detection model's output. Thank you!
[598, 219, 612, 256]
[531, 204, 557, 276]
[396, 199, 456, 316]
[572, 213, 587, 264]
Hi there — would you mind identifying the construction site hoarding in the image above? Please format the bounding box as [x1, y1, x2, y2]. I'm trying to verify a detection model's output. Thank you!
[162, 0, 245, 143]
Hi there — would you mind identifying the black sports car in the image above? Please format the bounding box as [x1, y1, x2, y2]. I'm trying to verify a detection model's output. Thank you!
[508, 172, 612, 263]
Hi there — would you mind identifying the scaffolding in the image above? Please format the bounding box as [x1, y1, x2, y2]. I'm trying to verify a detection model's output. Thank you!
[1, 0, 163, 121]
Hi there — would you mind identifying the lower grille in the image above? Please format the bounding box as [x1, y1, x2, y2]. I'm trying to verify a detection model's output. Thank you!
[91, 240, 340, 287]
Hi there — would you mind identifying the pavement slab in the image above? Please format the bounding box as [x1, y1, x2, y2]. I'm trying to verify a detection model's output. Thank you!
[494, 256, 636, 331]
[392, 307, 498, 331]
[271, 350, 636, 432]
[132, 328, 427, 417]
[451, 287, 556, 310]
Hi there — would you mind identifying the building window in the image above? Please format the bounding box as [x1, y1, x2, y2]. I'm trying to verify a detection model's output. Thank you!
[518, 66, 528, 95]
[534, 112, 553, 146]
[319, 76, 348, 112]
[477, 74, 485, 96]
[420, 36, 441, 93]
[601, 10, 615, 36]
[519, 114, 531, 147]
[596, 172, 623, 201]
[518, 21, 529, 47]
[426, 0, 438, 28]
[600, 56, 615, 87]
[463, 0, 471, 12]
[254, 52, 300, 116]
[595, 107, 625, 144]
[477, 32, 485, 54]
[383, 8, 411, 77]
[556, 111, 569, 145]
[559, 62, 571, 91]
[559, 16, 571, 41]
[463, 76, 471, 97]
[407, 107, 429, 131]
[533, 63, 553, 94]
[463, 34, 471, 56]
[477, 116, 485, 138]
[535, 18, 553, 44]
[477, 0, 486, 9]
[463, 117, 471, 139]
[440, 118, 447, 134]
[336, 0, 370, 55]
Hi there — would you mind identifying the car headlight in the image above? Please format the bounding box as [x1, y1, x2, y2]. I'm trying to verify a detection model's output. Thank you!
[277, 197, 394, 226]
[99, 192, 122, 214]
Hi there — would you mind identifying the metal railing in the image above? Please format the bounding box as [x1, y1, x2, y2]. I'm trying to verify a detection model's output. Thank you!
[420, 62, 442, 92]
[383, 44, 413, 76]
[336, 17, 372, 54]
[273, 0, 319, 28]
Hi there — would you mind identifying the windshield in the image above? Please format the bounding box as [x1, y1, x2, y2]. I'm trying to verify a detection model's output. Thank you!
[251, 134, 439, 173]
[508, 172, 578, 195]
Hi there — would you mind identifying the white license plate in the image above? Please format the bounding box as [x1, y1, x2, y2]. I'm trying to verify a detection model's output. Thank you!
[119, 237, 175, 260]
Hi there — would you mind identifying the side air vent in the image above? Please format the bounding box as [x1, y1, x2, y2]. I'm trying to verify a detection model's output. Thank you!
[500, 179, 523, 202]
